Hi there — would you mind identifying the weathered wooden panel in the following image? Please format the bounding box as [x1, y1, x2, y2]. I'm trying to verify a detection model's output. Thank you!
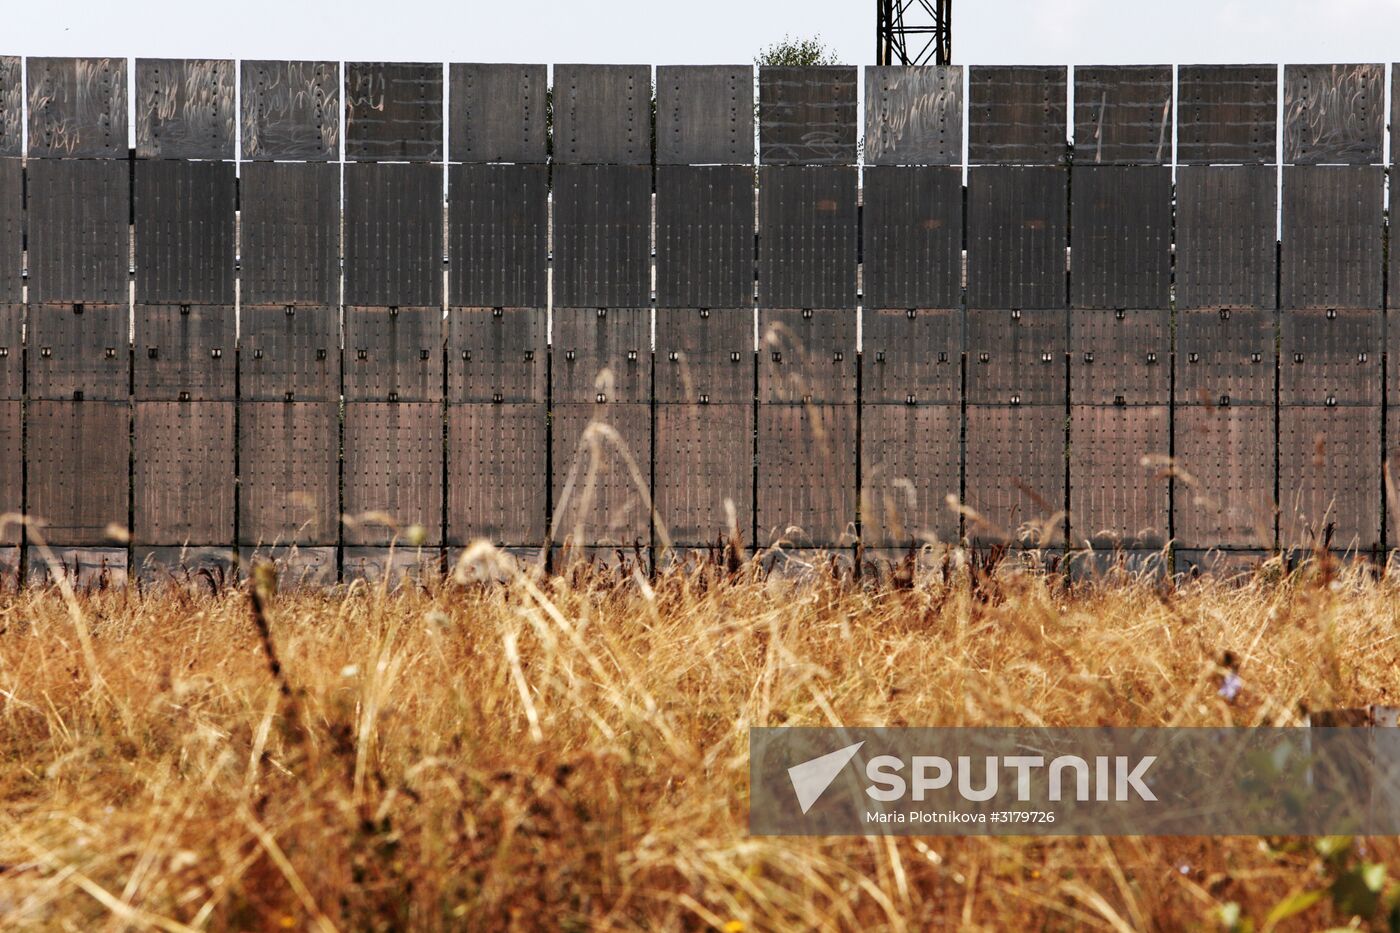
[861, 166, 962, 309]
[655, 165, 754, 308]
[135, 58, 235, 159]
[447, 163, 547, 308]
[655, 308, 753, 404]
[864, 65, 962, 166]
[449, 63, 547, 163]
[446, 403, 546, 545]
[757, 403, 857, 547]
[1070, 308, 1169, 404]
[551, 401, 652, 547]
[238, 402, 339, 546]
[552, 307, 651, 404]
[965, 308, 1066, 405]
[968, 66, 1067, 165]
[758, 66, 858, 165]
[963, 404, 1066, 546]
[0, 303, 19, 400]
[1175, 165, 1277, 309]
[0, 400, 18, 545]
[240, 305, 338, 402]
[966, 166, 1067, 309]
[26, 159, 130, 305]
[861, 403, 960, 545]
[552, 164, 651, 308]
[553, 64, 651, 165]
[863, 307, 960, 404]
[1280, 165, 1383, 309]
[446, 307, 545, 403]
[0, 158, 20, 304]
[343, 307, 444, 402]
[344, 62, 443, 162]
[1174, 404, 1275, 549]
[133, 401, 235, 545]
[1072, 65, 1171, 165]
[241, 60, 339, 160]
[343, 402, 444, 546]
[27, 400, 130, 547]
[239, 161, 339, 306]
[757, 166, 857, 309]
[655, 402, 753, 545]
[1069, 404, 1169, 548]
[134, 160, 237, 305]
[0, 57, 20, 156]
[27, 57, 128, 157]
[1069, 166, 1171, 309]
[1176, 65, 1277, 165]
[1279, 405, 1380, 550]
[1283, 64, 1383, 165]
[1279, 308, 1381, 406]
[28, 303, 129, 401]
[134, 305, 236, 400]
[1177, 308, 1275, 406]
[343, 162, 444, 308]
[656, 65, 754, 165]
[759, 308, 856, 403]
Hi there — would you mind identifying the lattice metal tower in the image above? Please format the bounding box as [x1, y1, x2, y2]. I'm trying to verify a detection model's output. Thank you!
[876, 0, 952, 65]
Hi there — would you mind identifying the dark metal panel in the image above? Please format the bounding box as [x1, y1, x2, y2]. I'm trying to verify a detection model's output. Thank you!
[1279, 405, 1380, 550]
[861, 403, 960, 545]
[757, 165, 857, 309]
[447, 163, 548, 308]
[344, 62, 443, 162]
[758, 66, 858, 165]
[238, 401, 339, 545]
[27, 57, 128, 157]
[551, 401, 652, 547]
[655, 308, 753, 404]
[756, 402, 856, 547]
[0, 158, 19, 304]
[0, 57, 19, 156]
[1069, 165, 1171, 309]
[1069, 308, 1168, 404]
[759, 308, 856, 403]
[134, 160, 236, 304]
[1177, 308, 1275, 406]
[861, 165, 962, 309]
[1173, 404, 1275, 549]
[133, 401, 235, 545]
[134, 305, 235, 400]
[240, 60, 339, 160]
[239, 161, 339, 306]
[656, 66, 754, 165]
[965, 166, 1067, 310]
[552, 307, 650, 404]
[134, 58, 235, 159]
[343, 307, 444, 402]
[1283, 64, 1383, 165]
[967, 66, 1066, 165]
[342, 402, 445, 546]
[240, 305, 338, 402]
[1176, 65, 1277, 165]
[552, 164, 651, 308]
[864, 66, 962, 166]
[655, 165, 753, 308]
[863, 308, 960, 404]
[963, 404, 1065, 546]
[0, 303, 19, 399]
[27, 159, 130, 305]
[343, 162, 444, 308]
[26, 400, 130, 547]
[1280, 308, 1381, 405]
[1069, 404, 1169, 548]
[1175, 166, 1277, 310]
[446, 307, 545, 403]
[449, 63, 547, 163]
[552, 64, 651, 165]
[28, 303, 129, 400]
[446, 402, 546, 545]
[1073, 66, 1172, 165]
[965, 308, 1067, 405]
[655, 402, 753, 545]
[1280, 165, 1383, 309]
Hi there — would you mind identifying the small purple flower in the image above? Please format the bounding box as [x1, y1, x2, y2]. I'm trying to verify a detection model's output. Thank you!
[1219, 671, 1243, 702]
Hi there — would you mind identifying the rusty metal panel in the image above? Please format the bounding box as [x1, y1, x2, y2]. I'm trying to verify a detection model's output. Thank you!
[757, 403, 856, 547]
[861, 403, 960, 546]
[757, 66, 857, 165]
[240, 60, 338, 160]
[343, 162, 444, 308]
[343, 402, 445, 546]
[134, 160, 236, 304]
[28, 303, 129, 400]
[552, 307, 650, 404]
[757, 166, 857, 309]
[1073, 66, 1171, 165]
[1174, 404, 1275, 549]
[1280, 308, 1381, 405]
[655, 308, 753, 404]
[447, 162, 547, 308]
[1069, 405, 1169, 548]
[1177, 308, 1275, 406]
[26, 400, 130, 547]
[133, 401, 234, 545]
[966, 166, 1066, 309]
[968, 66, 1066, 165]
[26, 159, 130, 305]
[862, 166, 962, 309]
[552, 164, 651, 308]
[241, 305, 337, 402]
[0, 158, 19, 303]
[0, 401, 17, 544]
[446, 307, 545, 403]
[552, 64, 651, 165]
[0, 57, 19, 156]
[449, 63, 547, 163]
[1283, 64, 1383, 165]
[759, 308, 856, 403]
[1280, 165, 1382, 309]
[1279, 405, 1380, 550]
[551, 401, 652, 547]
[655, 402, 753, 545]
[963, 404, 1065, 546]
[655, 165, 753, 309]
[134, 59, 234, 159]
[965, 308, 1066, 405]
[134, 305, 235, 400]
[863, 307, 960, 404]
[343, 307, 444, 402]
[1177, 65, 1277, 165]
[656, 66, 754, 165]
[27, 57, 128, 157]
[344, 62, 442, 162]
[1175, 166, 1277, 309]
[446, 402, 546, 545]
[0, 303, 19, 399]
[239, 161, 339, 306]
[1069, 166, 1171, 309]
[864, 66, 963, 166]
[238, 401, 339, 545]
[1069, 309, 1169, 404]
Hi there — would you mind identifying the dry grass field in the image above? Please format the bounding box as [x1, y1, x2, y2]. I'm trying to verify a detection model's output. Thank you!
[1, 545, 1399, 931]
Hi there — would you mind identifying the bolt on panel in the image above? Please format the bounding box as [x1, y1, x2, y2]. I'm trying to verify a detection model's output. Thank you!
[864, 65, 963, 166]
[28, 303, 130, 400]
[0, 57, 20, 156]
[965, 166, 1067, 310]
[1176, 65, 1278, 165]
[26, 400, 130, 547]
[863, 307, 961, 405]
[0, 401, 17, 543]
[962, 404, 1066, 546]
[656, 65, 754, 165]
[134, 305, 235, 400]
[552, 164, 652, 308]
[655, 308, 753, 404]
[757, 165, 857, 309]
[1073, 65, 1172, 165]
[553, 64, 651, 165]
[240, 305, 339, 402]
[655, 165, 755, 309]
[449, 63, 547, 163]
[344, 62, 442, 162]
[0, 158, 20, 303]
[134, 160, 236, 305]
[240, 60, 339, 160]
[239, 161, 340, 307]
[1069, 404, 1170, 548]
[343, 307, 445, 402]
[1279, 405, 1380, 551]
[133, 401, 235, 545]
[26, 159, 131, 305]
[965, 308, 1067, 405]
[861, 403, 961, 546]
[238, 401, 339, 546]
[1279, 308, 1381, 406]
[654, 401, 754, 546]
[1069, 165, 1171, 309]
[0, 303, 19, 399]
[343, 162, 444, 308]
[134, 59, 235, 159]
[446, 307, 545, 403]
[1173, 404, 1275, 549]
[861, 165, 963, 310]
[551, 401, 652, 547]
[27, 57, 128, 157]
[552, 307, 651, 405]
[447, 162, 548, 308]
[342, 402, 445, 546]
[1283, 64, 1383, 165]
[446, 402, 546, 546]
[1280, 165, 1383, 309]
[759, 308, 856, 404]
[758, 66, 858, 165]
[1175, 165, 1277, 310]
[756, 402, 857, 547]
[1069, 308, 1169, 404]
[1176, 308, 1276, 406]
[967, 66, 1067, 165]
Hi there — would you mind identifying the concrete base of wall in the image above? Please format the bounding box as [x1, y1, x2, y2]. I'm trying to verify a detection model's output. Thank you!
[1064, 548, 1172, 580]
[757, 547, 858, 580]
[342, 547, 443, 587]
[132, 546, 238, 585]
[26, 547, 129, 588]
[238, 546, 337, 588]
[446, 546, 546, 583]
[1174, 549, 1277, 579]
[0, 546, 19, 584]
[551, 545, 652, 576]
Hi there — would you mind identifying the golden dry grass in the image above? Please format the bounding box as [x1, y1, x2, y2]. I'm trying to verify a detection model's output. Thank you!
[0, 547, 1398, 931]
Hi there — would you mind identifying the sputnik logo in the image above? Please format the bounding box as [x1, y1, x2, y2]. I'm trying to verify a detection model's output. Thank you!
[787, 741, 864, 813]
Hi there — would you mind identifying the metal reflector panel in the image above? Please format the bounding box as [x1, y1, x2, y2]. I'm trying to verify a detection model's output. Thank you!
[1280, 165, 1382, 309]
[0, 57, 21, 156]
[238, 401, 339, 546]
[1069, 166, 1171, 308]
[861, 403, 960, 545]
[1279, 405, 1380, 550]
[552, 164, 651, 308]
[240, 305, 338, 402]
[343, 307, 444, 402]
[861, 166, 962, 309]
[551, 401, 652, 547]
[759, 308, 856, 403]
[963, 404, 1065, 546]
[1174, 404, 1275, 549]
[343, 162, 444, 308]
[864, 66, 963, 166]
[757, 403, 856, 547]
[449, 63, 547, 163]
[1279, 308, 1381, 405]
[133, 401, 235, 545]
[1069, 308, 1169, 404]
[552, 64, 651, 165]
[446, 403, 546, 546]
[1069, 404, 1169, 548]
[239, 162, 339, 306]
[967, 66, 1067, 165]
[966, 166, 1067, 309]
[0, 159, 20, 303]
[758, 66, 858, 165]
[28, 303, 129, 401]
[134, 160, 236, 305]
[446, 307, 545, 403]
[863, 307, 960, 404]
[1175, 165, 1277, 310]
[655, 165, 754, 309]
[0, 303, 19, 399]
[240, 60, 338, 160]
[134, 305, 235, 400]
[1177, 308, 1275, 406]
[342, 402, 445, 546]
[655, 308, 753, 404]
[447, 163, 548, 308]
[655, 402, 753, 545]
[552, 307, 651, 404]
[27, 159, 131, 305]
[27, 400, 130, 547]
[965, 308, 1066, 405]
[27, 57, 128, 157]
[134, 58, 235, 159]
[344, 62, 443, 162]
[1073, 65, 1172, 165]
[656, 65, 754, 165]
[1283, 64, 1383, 165]
[1176, 65, 1278, 165]
[757, 166, 857, 309]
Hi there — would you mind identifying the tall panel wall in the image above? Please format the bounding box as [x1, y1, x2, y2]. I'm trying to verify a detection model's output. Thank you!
[0, 57, 19, 576]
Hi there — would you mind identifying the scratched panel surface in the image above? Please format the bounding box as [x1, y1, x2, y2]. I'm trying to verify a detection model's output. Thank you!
[1279, 405, 1380, 550]
[757, 166, 857, 309]
[1073, 66, 1172, 165]
[968, 66, 1067, 165]
[135, 59, 234, 159]
[551, 402, 652, 547]
[1069, 405, 1169, 547]
[1279, 308, 1381, 405]
[27, 57, 128, 157]
[28, 303, 130, 400]
[655, 308, 753, 404]
[447, 163, 548, 308]
[861, 404, 960, 545]
[1176, 65, 1278, 164]
[26, 401, 130, 546]
[1069, 308, 1169, 403]
[1175, 166, 1277, 309]
[553, 64, 651, 165]
[133, 402, 235, 545]
[552, 307, 651, 404]
[238, 402, 339, 545]
[965, 308, 1067, 405]
[1174, 404, 1275, 549]
[656, 65, 754, 164]
[864, 66, 962, 166]
[343, 308, 444, 402]
[343, 162, 444, 308]
[0, 57, 19, 156]
[863, 308, 960, 404]
[552, 164, 651, 308]
[134, 160, 236, 304]
[963, 404, 1065, 546]
[241, 60, 338, 160]
[343, 402, 445, 546]
[758, 66, 858, 165]
[344, 62, 442, 162]
[0, 401, 16, 544]
[1280, 165, 1383, 309]
[757, 403, 856, 547]
[655, 165, 753, 308]
[862, 166, 962, 309]
[134, 305, 236, 400]
[240, 306, 338, 402]
[759, 308, 856, 403]
[0, 304, 19, 399]
[1177, 308, 1275, 406]
[240, 162, 339, 306]
[1283, 64, 1383, 165]
[1070, 166, 1171, 309]
[446, 307, 545, 403]
[449, 63, 546, 163]
[446, 403, 547, 545]
[26, 159, 130, 304]
[966, 166, 1067, 309]
[655, 402, 753, 545]
[0, 158, 20, 303]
